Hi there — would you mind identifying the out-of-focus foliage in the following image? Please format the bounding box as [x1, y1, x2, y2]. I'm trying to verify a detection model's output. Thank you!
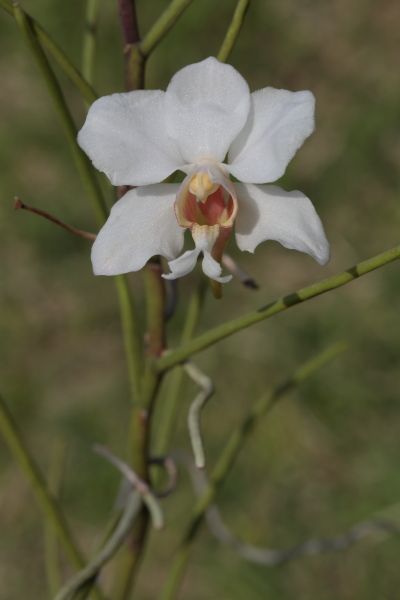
[1, 0, 400, 598]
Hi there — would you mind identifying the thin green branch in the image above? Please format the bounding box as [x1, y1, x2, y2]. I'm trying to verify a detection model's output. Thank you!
[154, 281, 208, 457]
[0, 0, 97, 104]
[115, 276, 143, 402]
[13, 2, 107, 224]
[139, 0, 195, 57]
[111, 264, 166, 596]
[0, 394, 104, 600]
[13, 2, 143, 404]
[217, 0, 250, 62]
[144, 261, 167, 358]
[55, 493, 141, 600]
[160, 342, 346, 599]
[44, 442, 67, 598]
[82, 0, 99, 88]
[157, 243, 400, 372]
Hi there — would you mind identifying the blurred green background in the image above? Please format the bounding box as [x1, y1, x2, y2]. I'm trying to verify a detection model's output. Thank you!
[1, 0, 400, 598]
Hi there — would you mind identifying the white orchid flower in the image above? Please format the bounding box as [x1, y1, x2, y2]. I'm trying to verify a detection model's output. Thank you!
[78, 57, 329, 283]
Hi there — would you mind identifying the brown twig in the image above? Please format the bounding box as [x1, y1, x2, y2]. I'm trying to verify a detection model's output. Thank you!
[117, 0, 140, 44]
[222, 253, 259, 289]
[14, 196, 96, 241]
[117, 0, 144, 90]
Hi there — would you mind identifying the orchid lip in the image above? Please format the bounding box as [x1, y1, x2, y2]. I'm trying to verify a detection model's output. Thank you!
[174, 164, 238, 231]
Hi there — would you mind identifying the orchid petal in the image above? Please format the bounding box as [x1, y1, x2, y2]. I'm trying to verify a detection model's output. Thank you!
[228, 88, 315, 183]
[235, 184, 329, 265]
[162, 249, 200, 280]
[165, 57, 250, 164]
[92, 185, 184, 275]
[202, 252, 232, 283]
[78, 91, 183, 186]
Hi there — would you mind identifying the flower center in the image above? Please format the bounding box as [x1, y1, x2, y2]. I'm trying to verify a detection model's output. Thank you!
[175, 170, 237, 229]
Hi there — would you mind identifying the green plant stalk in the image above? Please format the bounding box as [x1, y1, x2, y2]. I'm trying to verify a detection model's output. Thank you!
[44, 442, 67, 598]
[112, 367, 161, 600]
[14, 3, 143, 404]
[217, 0, 250, 62]
[1, 0, 97, 104]
[139, 0, 195, 56]
[161, 342, 346, 599]
[144, 261, 167, 358]
[82, 0, 98, 87]
[115, 276, 143, 403]
[154, 280, 208, 457]
[157, 243, 400, 372]
[0, 395, 104, 600]
[13, 2, 107, 224]
[112, 302, 166, 598]
[125, 44, 145, 90]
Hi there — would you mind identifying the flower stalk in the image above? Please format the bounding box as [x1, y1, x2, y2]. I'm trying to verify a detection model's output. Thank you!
[153, 280, 208, 457]
[217, 0, 251, 62]
[110, 4, 171, 597]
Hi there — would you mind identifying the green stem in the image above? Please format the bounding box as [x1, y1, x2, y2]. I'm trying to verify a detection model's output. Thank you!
[0, 394, 104, 600]
[139, 0, 195, 57]
[14, 2, 143, 405]
[112, 265, 167, 594]
[44, 442, 67, 598]
[160, 342, 346, 599]
[111, 266, 167, 597]
[217, 0, 250, 62]
[115, 276, 143, 402]
[82, 0, 99, 87]
[154, 281, 207, 457]
[0, 0, 97, 104]
[157, 243, 400, 372]
[112, 368, 159, 600]
[13, 2, 107, 224]
[125, 44, 145, 91]
[144, 261, 167, 358]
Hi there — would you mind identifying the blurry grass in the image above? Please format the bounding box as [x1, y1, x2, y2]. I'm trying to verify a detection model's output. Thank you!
[1, 0, 400, 598]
